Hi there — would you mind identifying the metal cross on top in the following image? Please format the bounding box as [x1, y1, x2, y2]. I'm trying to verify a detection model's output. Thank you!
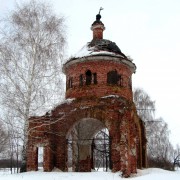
[99, 7, 104, 14]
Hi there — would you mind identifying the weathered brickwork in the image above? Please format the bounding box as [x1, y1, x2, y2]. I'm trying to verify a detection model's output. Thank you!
[64, 57, 134, 100]
[26, 12, 147, 177]
[27, 96, 147, 176]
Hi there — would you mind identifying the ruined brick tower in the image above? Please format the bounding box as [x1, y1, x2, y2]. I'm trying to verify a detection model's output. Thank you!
[27, 11, 147, 177]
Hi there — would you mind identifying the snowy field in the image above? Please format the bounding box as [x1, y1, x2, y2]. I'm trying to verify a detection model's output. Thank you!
[0, 168, 180, 180]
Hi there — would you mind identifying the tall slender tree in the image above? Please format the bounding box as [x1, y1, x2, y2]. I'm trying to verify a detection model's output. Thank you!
[0, 0, 66, 172]
[133, 88, 174, 169]
[133, 88, 155, 122]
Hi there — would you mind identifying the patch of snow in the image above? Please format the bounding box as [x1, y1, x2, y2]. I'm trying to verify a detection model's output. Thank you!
[90, 51, 123, 57]
[0, 168, 180, 180]
[71, 108, 77, 112]
[62, 98, 76, 105]
[101, 95, 120, 99]
[52, 167, 62, 172]
[73, 43, 123, 59]
[80, 106, 90, 109]
[73, 44, 93, 58]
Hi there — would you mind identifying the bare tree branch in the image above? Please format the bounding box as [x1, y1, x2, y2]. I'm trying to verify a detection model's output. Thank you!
[0, 0, 66, 172]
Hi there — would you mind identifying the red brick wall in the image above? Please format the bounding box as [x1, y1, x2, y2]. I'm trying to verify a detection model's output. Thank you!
[27, 96, 146, 176]
[64, 59, 133, 100]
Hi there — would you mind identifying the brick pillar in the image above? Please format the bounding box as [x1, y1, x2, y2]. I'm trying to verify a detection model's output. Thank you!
[129, 140, 137, 174]
[110, 131, 121, 172]
[43, 146, 54, 171]
[27, 146, 38, 171]
[55, 139, 66, 171]
[119, 115, 131, 177]
[129, 120, 138, 173]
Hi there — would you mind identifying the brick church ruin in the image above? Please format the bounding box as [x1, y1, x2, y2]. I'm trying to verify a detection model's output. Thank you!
[27, 10, 147, 177]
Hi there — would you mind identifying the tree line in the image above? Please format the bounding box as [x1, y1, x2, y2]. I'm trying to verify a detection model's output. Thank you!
[134, 88, 180, 170]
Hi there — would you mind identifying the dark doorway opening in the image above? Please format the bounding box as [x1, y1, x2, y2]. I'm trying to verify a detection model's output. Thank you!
[66, 119, 111, 172]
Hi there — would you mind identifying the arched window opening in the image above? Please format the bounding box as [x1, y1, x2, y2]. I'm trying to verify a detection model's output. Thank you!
[86, 70, 92, 85]
[79, 74, 83, 86]
[107, 70, 120, 85]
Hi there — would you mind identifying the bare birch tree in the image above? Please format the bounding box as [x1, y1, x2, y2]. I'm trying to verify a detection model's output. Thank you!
[133, 88, 174, 169]
[1, 110, 22, 173]
[133, 88, 155, 122]
[0, 0, 66, 172]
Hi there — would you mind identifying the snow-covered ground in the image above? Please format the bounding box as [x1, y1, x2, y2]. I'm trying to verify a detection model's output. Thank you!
[0, 168, 179, 180]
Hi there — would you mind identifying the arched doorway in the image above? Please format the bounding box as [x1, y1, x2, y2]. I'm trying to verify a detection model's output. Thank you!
[66, 118, 111, 172]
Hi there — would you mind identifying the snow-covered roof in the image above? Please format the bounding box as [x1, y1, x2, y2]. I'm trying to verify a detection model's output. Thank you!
[72, 39, 128, 59]
[63, 39, 136, 74]
[73, 44, 122, 59]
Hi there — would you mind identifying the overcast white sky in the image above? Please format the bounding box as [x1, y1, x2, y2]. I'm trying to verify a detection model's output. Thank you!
[1, 0, 180, 146]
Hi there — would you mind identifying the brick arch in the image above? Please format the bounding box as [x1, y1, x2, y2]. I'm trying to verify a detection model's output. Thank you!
[50, 97, 128, 172]
[27, 97, 146, 175]
[66, 118, 109, 172]
[66, 118, 107, 139]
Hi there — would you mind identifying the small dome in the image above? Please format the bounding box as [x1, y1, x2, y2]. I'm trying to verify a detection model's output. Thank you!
[89, 39, 127, 58]
[70, 39, 127, 60]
